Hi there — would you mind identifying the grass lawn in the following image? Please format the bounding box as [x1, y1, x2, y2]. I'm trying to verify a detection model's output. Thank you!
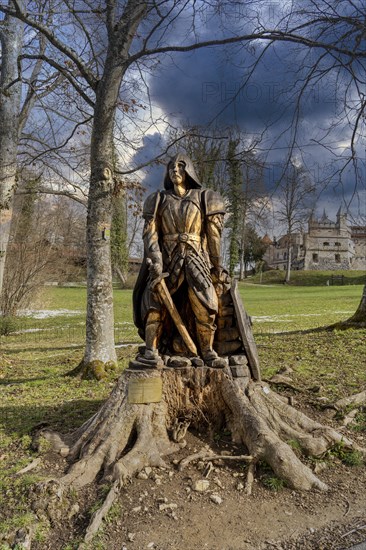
[239, 283, 363, 332]
[0, 281, 365, 544]
[237, 283, 366, 399]
[250, 269, 366, 286]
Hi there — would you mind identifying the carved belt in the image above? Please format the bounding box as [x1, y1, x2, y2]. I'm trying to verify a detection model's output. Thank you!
[163, 233, 201, 243]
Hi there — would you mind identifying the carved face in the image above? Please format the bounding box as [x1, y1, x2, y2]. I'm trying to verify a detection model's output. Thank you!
[169, 161, 186, 188]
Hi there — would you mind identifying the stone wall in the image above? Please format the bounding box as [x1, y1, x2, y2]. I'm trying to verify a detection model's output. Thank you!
[307, 258, 350, 271]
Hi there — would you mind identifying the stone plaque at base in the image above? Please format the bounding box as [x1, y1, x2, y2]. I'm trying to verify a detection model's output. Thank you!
[128, 377, 163, 404]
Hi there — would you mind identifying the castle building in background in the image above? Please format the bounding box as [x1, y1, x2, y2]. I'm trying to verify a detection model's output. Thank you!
[262, 233, 304, 271]
[304, 207, 353, 270]
[263, 207, 366, 271]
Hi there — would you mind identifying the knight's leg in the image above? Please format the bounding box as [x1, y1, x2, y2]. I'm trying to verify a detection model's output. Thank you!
[144, 310, 162, 360]
[188, 288, 226, 367]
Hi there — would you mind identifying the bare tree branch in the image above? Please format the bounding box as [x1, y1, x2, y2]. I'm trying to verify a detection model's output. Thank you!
[0, 0, 98, 90]
[17, 186, 87, 206]
[19, 54, 95, 107]
[128, 30, 366, 66]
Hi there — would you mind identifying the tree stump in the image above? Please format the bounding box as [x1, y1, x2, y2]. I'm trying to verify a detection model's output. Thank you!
[35, 363, 365, 542]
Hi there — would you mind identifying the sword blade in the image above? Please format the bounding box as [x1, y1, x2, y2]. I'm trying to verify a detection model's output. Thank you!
[155, 278, 198, 356]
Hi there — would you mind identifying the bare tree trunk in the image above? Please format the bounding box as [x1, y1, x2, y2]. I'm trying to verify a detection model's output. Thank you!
[76, 67, 123, 377]
[0, 4, 24, 301]
[239, 200, 247, 281]
[69, 0, 147, 379]
[333, 283, 366, 328]
[239, 248, 245, 280]
[285, 242, 291, 283]
[114, 266, 127, 286]
[351, 284, 366, 323]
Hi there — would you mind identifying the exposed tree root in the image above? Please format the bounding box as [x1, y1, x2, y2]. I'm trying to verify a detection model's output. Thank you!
[84, 480, 120, 543]
[32, 365, 366, 542]
[329, 390, 366, 428]
[65, 358, 117, 380]
[265, 373, 303, 392]
[178, 449, 253, 471]
[16, 458, 41, 475]
[334, 390, 366, 410]
[244, 461, 257, 495]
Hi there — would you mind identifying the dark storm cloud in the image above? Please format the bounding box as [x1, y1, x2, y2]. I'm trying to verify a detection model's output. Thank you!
[145, 41, 364, 208]
[146, 42, 341, 185]
[148, 42, 338, 138]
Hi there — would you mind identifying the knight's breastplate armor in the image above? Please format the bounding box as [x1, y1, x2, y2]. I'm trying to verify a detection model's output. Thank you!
[158, 190, 212, 300]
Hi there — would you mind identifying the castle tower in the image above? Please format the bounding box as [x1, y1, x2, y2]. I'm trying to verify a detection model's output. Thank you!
[303, 206, 353, 270]
[336, 205, 349, 237]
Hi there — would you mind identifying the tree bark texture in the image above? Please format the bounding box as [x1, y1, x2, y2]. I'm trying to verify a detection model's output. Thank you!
[81, 0, 147, 373]
[0, 4, 24, 299]
[335, 283, 366, 328]
[285, 243, 291, 283]
[350, 283, 366, 324]
[36, 365, 365, 542]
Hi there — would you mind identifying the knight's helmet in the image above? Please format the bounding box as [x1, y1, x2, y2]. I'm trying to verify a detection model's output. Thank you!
[164, 153, 202, 190]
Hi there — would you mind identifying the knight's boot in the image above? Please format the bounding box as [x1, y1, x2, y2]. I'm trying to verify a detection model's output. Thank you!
[196, 322, 226, 368]
[142, 312, 163, 366]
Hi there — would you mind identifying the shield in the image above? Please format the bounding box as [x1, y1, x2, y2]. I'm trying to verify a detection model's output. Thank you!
[214, 279, 261, 381]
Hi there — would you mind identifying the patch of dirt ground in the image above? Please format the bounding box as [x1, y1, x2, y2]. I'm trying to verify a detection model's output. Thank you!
[33, 424, 366, 550]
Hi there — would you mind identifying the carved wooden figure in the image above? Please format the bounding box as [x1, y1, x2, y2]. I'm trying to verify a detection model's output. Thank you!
[132, 153, 259, 374]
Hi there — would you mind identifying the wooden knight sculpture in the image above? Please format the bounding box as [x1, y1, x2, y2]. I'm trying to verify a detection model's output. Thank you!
[133, 153, 260, 378]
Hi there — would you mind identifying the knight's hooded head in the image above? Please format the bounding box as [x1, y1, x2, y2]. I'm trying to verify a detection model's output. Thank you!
[163, 153, 202, 190]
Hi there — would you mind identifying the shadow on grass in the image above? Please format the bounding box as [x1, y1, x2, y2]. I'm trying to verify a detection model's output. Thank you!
[255, 322, 366, 338]
[1, 344, 84, 355]
[0, 398, 105, 437]
[254, 327, 330, 340]
[277, 321, 366, 335]
[0, 376, 57, 386]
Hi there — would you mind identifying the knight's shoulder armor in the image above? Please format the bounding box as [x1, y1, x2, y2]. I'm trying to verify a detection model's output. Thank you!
[202, 188, 226, 216]
[143, 191, 164, 219]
